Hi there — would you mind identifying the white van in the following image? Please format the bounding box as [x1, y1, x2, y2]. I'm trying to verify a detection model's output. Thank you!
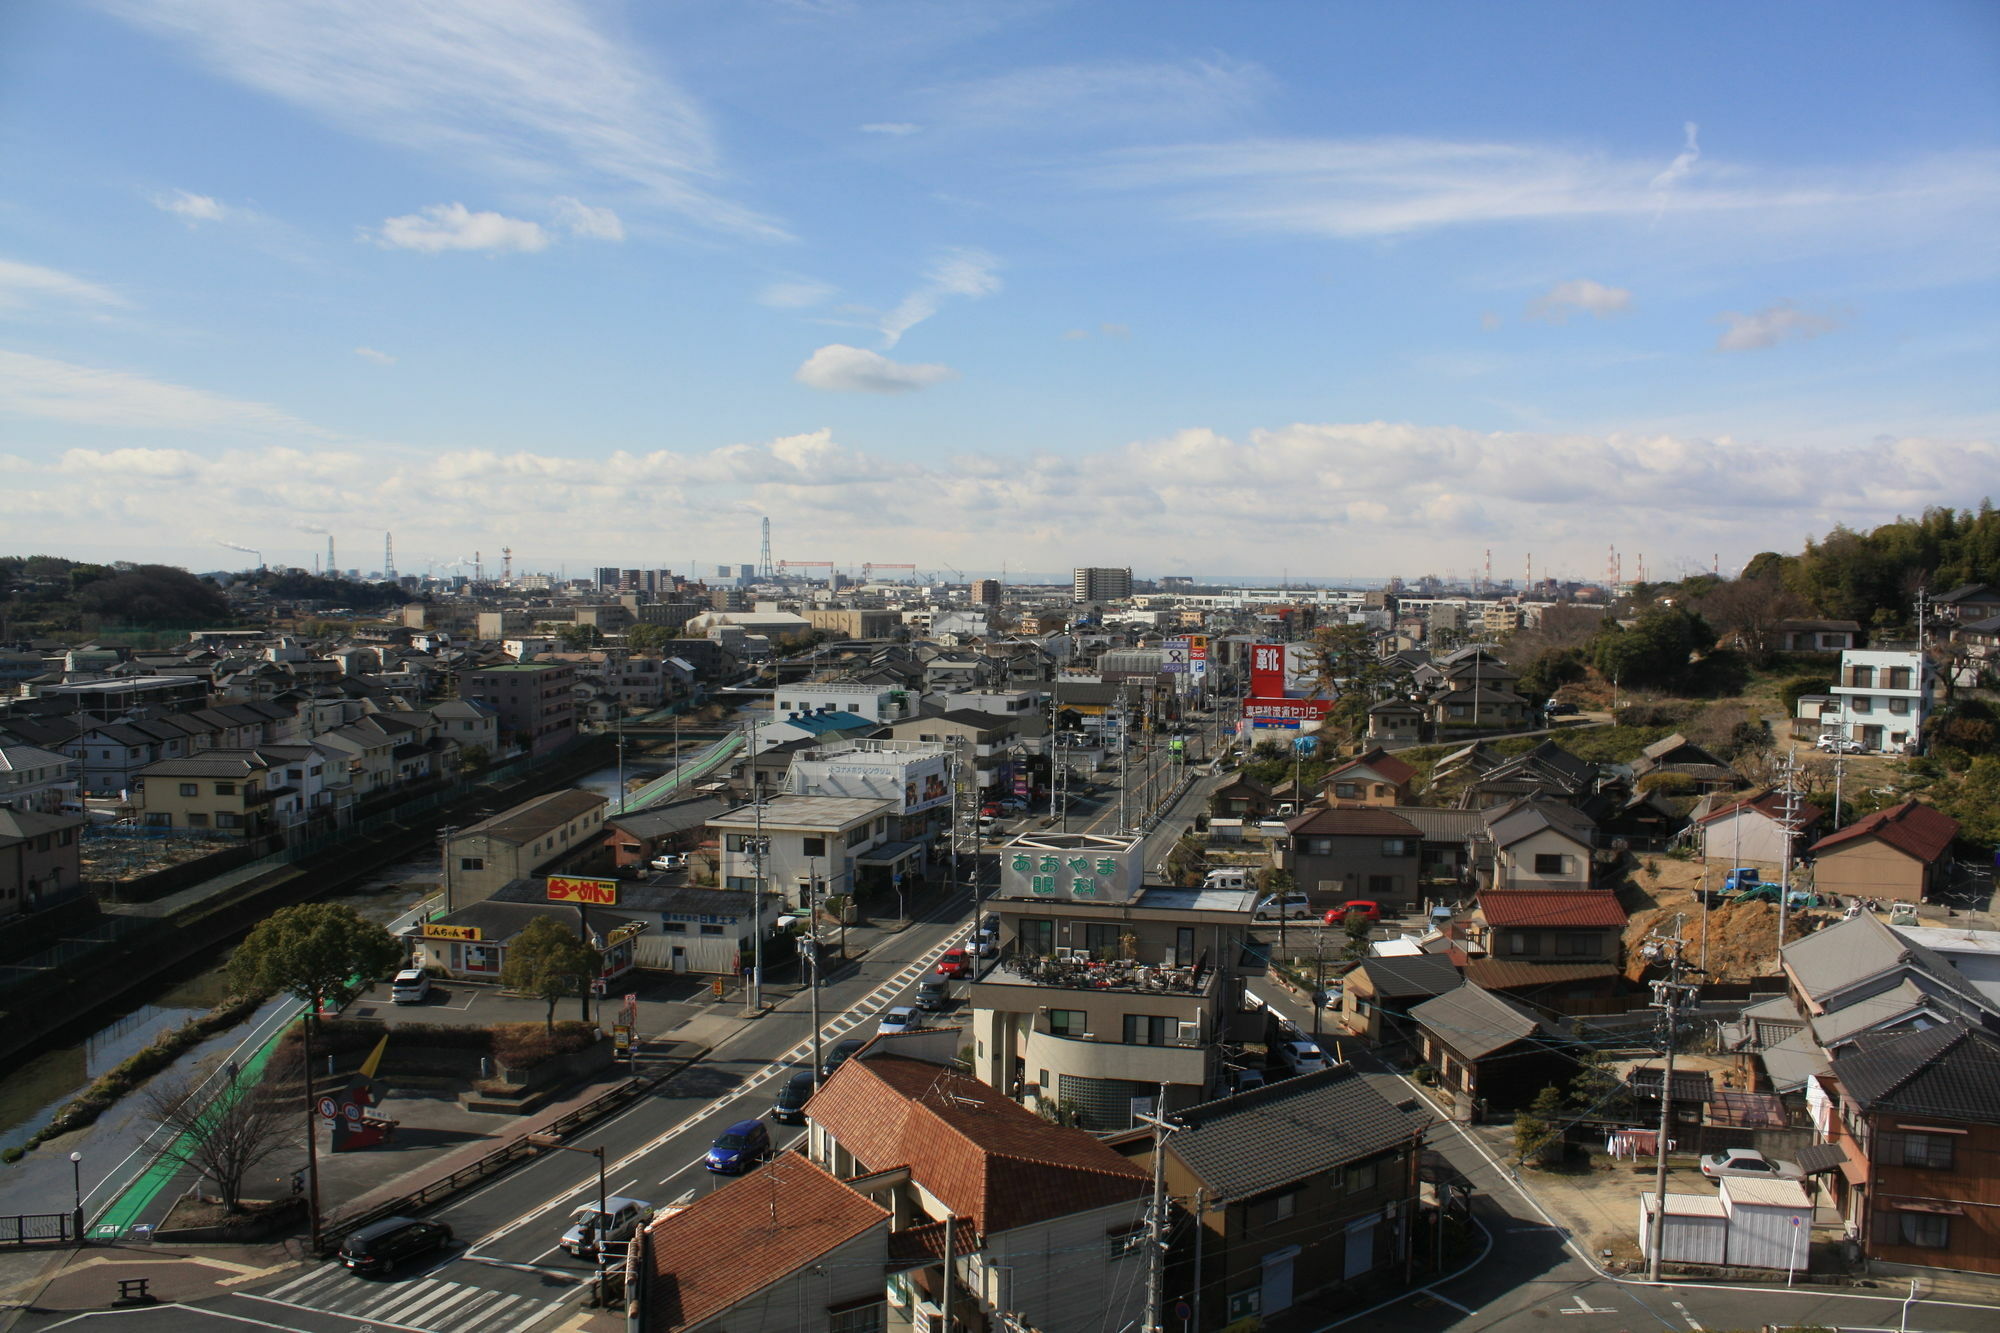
[389, 968, 430, 1005]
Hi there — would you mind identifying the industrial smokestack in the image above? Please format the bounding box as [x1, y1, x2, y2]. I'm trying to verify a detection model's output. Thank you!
[327, 535, 337, 580]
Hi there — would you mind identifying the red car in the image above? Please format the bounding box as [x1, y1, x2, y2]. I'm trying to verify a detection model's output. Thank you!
[937, 948, 971, 978]
[980, 803, 1002, 818]
[1324, 901, 1381, 925]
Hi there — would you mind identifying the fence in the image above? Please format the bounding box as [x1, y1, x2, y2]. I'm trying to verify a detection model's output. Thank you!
[0, 1214, 76, 1246]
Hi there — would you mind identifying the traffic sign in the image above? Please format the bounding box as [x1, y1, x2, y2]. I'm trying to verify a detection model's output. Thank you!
[316, 1096, 338, 1120]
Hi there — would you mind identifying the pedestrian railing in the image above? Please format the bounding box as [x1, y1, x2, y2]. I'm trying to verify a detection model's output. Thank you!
[0, 1213, 77, 1246]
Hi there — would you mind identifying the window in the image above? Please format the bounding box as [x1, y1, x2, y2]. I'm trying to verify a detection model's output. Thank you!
[725, 834, 751, 853]
[699, 924, 724, 936]
[459, 857, 484, 871]
[1852, 696, 1873, 714]
[827, 1302, 885, 1333]
[1123, 1014, 1172, 1046]
[1334, 782, 1361, 800]
[1850, 665, 1875, 688]
[1174, 926, 1196, 967]
[1555, 933, 1602, 956]
[178, 783, 198, 798]
[215, 783, 236, 796]
[1368, 875, 1396, 896]
[216, 813, 242, 829]
[1018, 918, 1055, 956]
[1534, 853, 1568, 875]
[1898, 1212, 1951, 1248]
[1304, 837, 1334, 857]
[1508, 932, 1541, 956]
[1048, 1009, 1086, 1035]
[1890, 1131, 1956, 1170]
[802, 836, 827, 857]
[1084, 923, 1120, 958]
[1345, 1160, 1379, 1193]
[1381, 838, 1413, 856]
[1889, 698, 1910, 716]
[661, 922, 687, 933]
[725, 875, 757, 891]
[1270, 1192, 1296, 1221]
[1888, 666, 1913, 690]
[845, 825, 869, 847]
[187, 813, 209, 827]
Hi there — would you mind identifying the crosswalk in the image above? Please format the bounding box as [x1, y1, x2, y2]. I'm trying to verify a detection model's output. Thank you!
[249, 1261, 572, 1332]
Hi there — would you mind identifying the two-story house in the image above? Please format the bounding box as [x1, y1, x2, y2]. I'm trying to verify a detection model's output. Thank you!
[1829, 648, 1935, 754]
[706, 794, 908, 911]
[968, 832, 1258, 1125]
[1112, 1064, 1431, 1327]
[1283, 806, 1423, 912]
[1482, 798, 1596, 891]
[1320, 748, 1417, 807]
[1808, 800, 1960, 906]
[0, 743, 78, 813]
[133, 746, 330, 837]
[0, 807, 85, 920]
[1471, 890, 1626, 967]
[807, 1040, 1152, 1333]
[1693, 788, 1823, 868]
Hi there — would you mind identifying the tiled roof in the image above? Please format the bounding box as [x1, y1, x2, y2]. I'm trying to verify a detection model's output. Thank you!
[1165, 1063, 1431, 1203]
[1810, 799, 1959, 864]
[0, 807, 86, 845]
[807, 1052, 1147, 1237]
[1484, 797, 1596, 849]
[1463, 958, 1619, 991]
[642, 1151, 888, 1332]
[1693, 787, 1823, 829]
[1353, 953, 1463, 999]
[1286, 806, 1421, 838]
[1410, 982, 1566, 1061]
[1327, 748, 1416, 786]
[459, 788, 606, 844]
[1476, 890, 1626, 929]
[885, 1217, 981, 1269]
[1834, 1022, 2000, 1124]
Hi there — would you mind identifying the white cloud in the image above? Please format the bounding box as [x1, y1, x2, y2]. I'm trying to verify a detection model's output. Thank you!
[106, 0, 783, 240]
[757, 278, 836, 309]
[0, 259, 131, 312]
[0, 348, 335, 436]
[552, 196, 624, 241]
[1528, 279, 1632, 322]
[354, 346, 397, 365]
[935, 57, 1267, 131]
[153, 188, 231, 222]
[1715, 302, 1842, 351]
[878, 248, 1001, 348]
[371, 203, 550, 253]
[793, 344, 957, 393]
[859, 122, 921, 136]
[1649, 121, 1702, 193]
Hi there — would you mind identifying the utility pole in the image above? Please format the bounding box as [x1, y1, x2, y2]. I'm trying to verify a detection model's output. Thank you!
[805, 868, 822, 1082]
[1831, 749, 1847, 828]
[940, 1214, 955, 1332]
[301, 1016, 322, 1255]
[1776, 750, 1803, 951]
[1136, 1083, 1176, 1333]
[1643, 918, 1698, 1283]
[747, 701, 765, 1014]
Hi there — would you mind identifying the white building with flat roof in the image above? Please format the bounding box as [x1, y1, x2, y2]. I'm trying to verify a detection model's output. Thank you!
[1828, 648, 1934, 753]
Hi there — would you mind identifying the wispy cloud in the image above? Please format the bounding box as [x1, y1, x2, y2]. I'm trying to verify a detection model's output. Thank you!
[1649, 121, 1701, 193]
[878, 248, 1001, 347]
[551, 196, 624, 241]
[106, 0, 784, 240]
[152, 188, 232, 223]
[0, 259, 132, 312]
[794, 344, 957, 393]
[1528, 279, 1632, 322]
[370, 203, 550, 253]
[757, 278, 837, 309]
[0, 348, 336, 435]
[933, 57, 1267, 132]
[1715, 302, 1842, 352]
[354, 346, 397, 365]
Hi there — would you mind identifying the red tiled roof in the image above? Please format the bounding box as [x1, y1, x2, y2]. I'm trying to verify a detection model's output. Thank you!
[886, 1217, 981, 1268]
[1327, 748, 1417, 786]
[1286, 806, 1421, 837]
[643, 1151, 888, 1332]
[1693, 787, 1823, 829]
[1476, 890, 1628, 929]
[1810, 799, 1959, 864]
[807, 1053, 1148, 1237]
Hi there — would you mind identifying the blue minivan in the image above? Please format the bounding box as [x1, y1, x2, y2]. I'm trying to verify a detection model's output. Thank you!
[706, 1118, 772, 1174]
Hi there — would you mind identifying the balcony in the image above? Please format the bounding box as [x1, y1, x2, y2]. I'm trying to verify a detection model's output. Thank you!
[983, 952, 1215, 996]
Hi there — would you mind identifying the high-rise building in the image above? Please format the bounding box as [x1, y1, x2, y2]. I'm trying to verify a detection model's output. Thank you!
[970, 578, 1001, 607]
[1072, 567, 1133, 604]
[596, 566, 620, 591]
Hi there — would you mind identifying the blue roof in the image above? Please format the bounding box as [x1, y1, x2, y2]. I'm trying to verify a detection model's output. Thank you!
[787, 711, 878, 735]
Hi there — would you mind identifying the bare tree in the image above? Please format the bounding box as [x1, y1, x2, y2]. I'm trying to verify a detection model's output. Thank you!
[143, 1057, 300, 1213]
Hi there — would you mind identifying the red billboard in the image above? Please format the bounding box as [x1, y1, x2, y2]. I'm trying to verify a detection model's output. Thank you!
[1249, 643, 1286, 699]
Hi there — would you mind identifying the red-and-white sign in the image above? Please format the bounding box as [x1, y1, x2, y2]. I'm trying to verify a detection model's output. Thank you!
[1242, 697, 1333, 722]
[1250, 643, 1286, 698]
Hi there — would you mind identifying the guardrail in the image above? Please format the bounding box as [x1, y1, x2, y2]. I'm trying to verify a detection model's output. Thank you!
[314, 1075, 657, 1254]
[0, 1213, 76, 1246]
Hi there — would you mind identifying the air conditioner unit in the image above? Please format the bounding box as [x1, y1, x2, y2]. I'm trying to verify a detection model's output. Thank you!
[1177, 1022, 1200, 1043]
[1055, 947, 1078, 961]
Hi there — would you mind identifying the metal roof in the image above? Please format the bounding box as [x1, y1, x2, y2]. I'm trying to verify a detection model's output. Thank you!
[1410, 982, 1566, 1061]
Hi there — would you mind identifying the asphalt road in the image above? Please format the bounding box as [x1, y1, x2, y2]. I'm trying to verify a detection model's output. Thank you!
[22, 721, 1232, 1333]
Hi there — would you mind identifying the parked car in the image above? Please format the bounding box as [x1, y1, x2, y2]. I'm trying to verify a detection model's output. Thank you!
[937, 948, 972, 978]
[996, 798, 1029, 814]
[649, 852, 689, 872]
[338, 1216, 453, 1275]
[1274, 1041, 1330, 1076]
[981, 802, 1002, 817]
[705, 1118, 772, 1174]
[771, 1070, 817, 1124]
[388, 968, 430, 1005]
[560, 1196, 652, 1258]
[915, 978, 950, 1011]
[1699, 1148, 1802, 1182]
[821, 1037, 865, 1079]
[1324, 901, 1382, 925]
[1544, 700, 1581, 716]
[1254, 893, 1313, 921]
[878, 1005, 919, 1035]
[969, 923, 999, 957]
[1816, 734, 1863, 753]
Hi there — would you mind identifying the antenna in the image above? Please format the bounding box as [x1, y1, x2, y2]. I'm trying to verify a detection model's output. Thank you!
[758, 517, 776, 580]
[383, 532, 396, 583]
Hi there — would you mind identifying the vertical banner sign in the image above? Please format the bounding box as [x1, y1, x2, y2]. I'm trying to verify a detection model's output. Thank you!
[1250, 643, 1286, 699]
[1189, 635, 1209, 679]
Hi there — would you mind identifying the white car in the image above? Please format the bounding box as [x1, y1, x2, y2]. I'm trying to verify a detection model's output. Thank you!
[1253, 894, 1313, 921]
[1274, 1040, 1329, 1077]
[389, 968, 430, 1005]
[878, 1005, 920, 1036]
[968, 924, 999, 958]
[1816, 735, 1864, 754]
[1700, 1148, 1802, 1182]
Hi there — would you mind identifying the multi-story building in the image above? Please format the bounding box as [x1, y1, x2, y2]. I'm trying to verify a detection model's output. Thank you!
[443, 789, 607, 906]
[0, 808, 85, 920]
[968, 832, 1258, 1127]
[781, 738, 957, 845]
[0, 744, 78, 813]
[1073, 566, 1133, 604]
[970, 577, 1002, 606]
[770, 682, 913, 724]
[1829, 647, 1935, 753]
[706, 794, 910, 910]
[455, 661, 576, 756]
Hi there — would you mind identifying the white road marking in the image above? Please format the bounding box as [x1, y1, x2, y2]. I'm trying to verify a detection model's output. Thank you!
[1560, 1294, 1617, 1314]
[1427, 1291, 1474, 1314]
[1672, 1299, 1704, 1331]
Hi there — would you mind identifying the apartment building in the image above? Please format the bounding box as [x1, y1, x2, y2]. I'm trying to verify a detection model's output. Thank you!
[706, 794, 908, 911]
[1073, 566, 1133, 604]
[455, 661, 577, 756]
[968, 832, 1258, 1127]
[1828, 647, 1935, 754]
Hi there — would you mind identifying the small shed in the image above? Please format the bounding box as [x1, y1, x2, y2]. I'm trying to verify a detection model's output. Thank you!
[1720, 1177, 1812, 1273]
[1638, 1193, 1728, 1267]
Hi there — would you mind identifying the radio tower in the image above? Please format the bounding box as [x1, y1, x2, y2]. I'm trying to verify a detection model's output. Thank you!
[383, 532, 396, 583]
[757, 517, 776, 580]
[501, 546, 513, 584]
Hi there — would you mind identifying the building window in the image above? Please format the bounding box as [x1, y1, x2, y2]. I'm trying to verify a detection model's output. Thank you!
[215, 783, 236, 796]
[661, 922, 687, 933]
[1850, 665, 1875, 688]
[1508, 932, 1540, 956]
[699, 924, 724, 936]
[1334, 783, 1361, 800]
[178, 783, 198, 798]
[460, 857, 484, 871]
[1381, 839, 1413, 856]
[216, 813, 242, 829]
[827, 1302, 885, 1333]
[1018, 918, 1055, 956]
[725, 875, 757, 891]
[1852, 696, 1873, 714]
[1889, 1131, 1956, 1170]
[1533, 853, 1568, 875]
[1048, 1009, 1086, 1036]
[1270, 1192, 1296, 1221]
[1898, 1212, 1950, 1248]
[1555, 933, 1602, 956]
[1888, 666, 1913, 690]
[1122, 1014, 1172, 1046]
[802, 836, 827, 857]
[845, 825, 869, 847]
[1889, 698, 1910, 716]
[187, 813, 209, 828]
[1345, 1160, 1379, 1193]
[1367, 875, 1396, 896]
[1083, 923, 1121, 959]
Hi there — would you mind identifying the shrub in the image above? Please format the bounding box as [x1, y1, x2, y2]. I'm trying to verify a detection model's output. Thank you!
[490, 1021, 597, 1072]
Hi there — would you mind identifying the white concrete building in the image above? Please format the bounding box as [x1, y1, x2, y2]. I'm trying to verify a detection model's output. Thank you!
[1828, 647, 1934, 753]
[770, 682, 914, 724]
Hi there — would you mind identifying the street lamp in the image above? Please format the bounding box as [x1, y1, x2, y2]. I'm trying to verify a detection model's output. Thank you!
[528, 1136, 610, 1301]
[68, 1151, 83, 1244]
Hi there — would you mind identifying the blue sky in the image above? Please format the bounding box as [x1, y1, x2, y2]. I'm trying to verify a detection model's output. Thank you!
[3, 1, 1997, 582]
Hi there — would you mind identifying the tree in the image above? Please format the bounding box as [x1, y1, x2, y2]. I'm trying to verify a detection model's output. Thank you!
[142, 1056, 299, 1212]
[624, 622, 674, 653]
[227, 903, 403, 1021]
[1513, 1084, 1568, 1166]
[500, 916, 600, 1029]
[555, 624, 605, 651]
[1590, 606, 1711, 692]
[1692, 576, 1805, 661]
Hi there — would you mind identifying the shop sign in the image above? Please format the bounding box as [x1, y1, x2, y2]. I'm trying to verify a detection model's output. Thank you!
[421, 923, 481, 941]
[547, 876, 619, 905]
